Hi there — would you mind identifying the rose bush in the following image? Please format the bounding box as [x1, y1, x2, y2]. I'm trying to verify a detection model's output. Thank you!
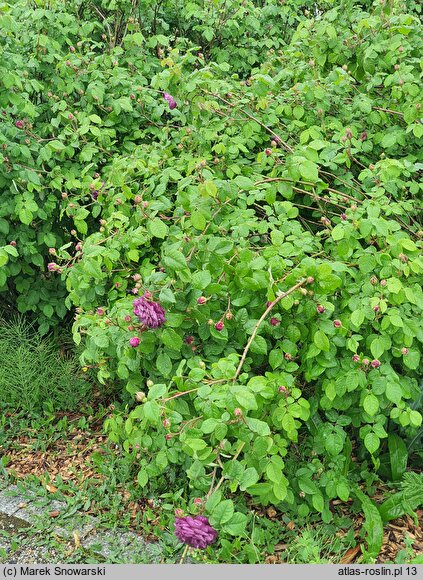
[1, 0, 422, 559]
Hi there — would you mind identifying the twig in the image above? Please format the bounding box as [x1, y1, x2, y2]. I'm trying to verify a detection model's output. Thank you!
[232, 279, 307, 383]
[202, 90, 293, 154]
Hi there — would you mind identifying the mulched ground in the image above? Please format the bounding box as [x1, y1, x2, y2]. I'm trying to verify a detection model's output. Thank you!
[2, 410, 422, 564]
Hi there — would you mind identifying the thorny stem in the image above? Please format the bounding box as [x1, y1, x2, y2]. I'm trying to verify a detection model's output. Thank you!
[232, 279, 307, 383]
[210, 442, 246, 496]
[202, 90, 294, 154]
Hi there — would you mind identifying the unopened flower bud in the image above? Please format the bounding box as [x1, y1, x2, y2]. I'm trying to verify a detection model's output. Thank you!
[333, 319, 342, 328]
[371, 359, 381, 368]
[135, 391, 146, 402]
[234, 408, 242, 417]
[352, 354, 360, 362]
[215, 321, 224, 331]
[197, 296, 207, 305]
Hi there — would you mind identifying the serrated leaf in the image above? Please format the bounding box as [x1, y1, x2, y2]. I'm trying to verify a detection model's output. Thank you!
[209, 499, 234, 526]
[363, 393, 379, 416]
[235, 390, 258, 410]
[147, 218, 169, 239]
[313, 329, 329, 352]
[239, 467, 259, 491]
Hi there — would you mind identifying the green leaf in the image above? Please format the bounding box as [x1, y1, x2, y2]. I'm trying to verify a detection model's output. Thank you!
[299, 159, 319, 182]
[244, 417, 270, 436]
[364, 432, 380, 455]
[147, 383, 167, 400]
[385, 382, 402, 404]
[156, 352, 173, 377]
[209, 499, 234, 526]
[19, 208, 33, 225]
[336, 481, 350, 502]
[388, 434, 408, 482]
[147, 218, 169, 239]
[350, 309, 365, 328]
[191, 211, 207, 230]
[239, 467, 259, 491]
[331, 224, 345, 241]
[223, 512, 247, 536]
[312, 493, 324, 512]
[404, 350, 420, 370]
[250, 335, 267, 355]
[235, 390, 258, 410]
[313, 329, 329, 352]
[191, 270, 211, 289]
[0, 253, 8, 268]
[363, 393, 379, 416]
[42, 304, 54, 318]
[137, 470, 148, 487]
[370, 338, 384, 359]
[353, 486, 384, 560]
[161, 329, 183, 350]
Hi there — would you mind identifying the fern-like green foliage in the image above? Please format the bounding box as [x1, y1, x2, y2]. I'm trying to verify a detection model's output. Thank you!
[0, 315, 92, 412]
[378, 472, 423, 523]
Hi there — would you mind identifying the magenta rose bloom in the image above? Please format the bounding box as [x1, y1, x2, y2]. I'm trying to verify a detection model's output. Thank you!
[174, 516, 217, 549]
[133, 294, 166, 328]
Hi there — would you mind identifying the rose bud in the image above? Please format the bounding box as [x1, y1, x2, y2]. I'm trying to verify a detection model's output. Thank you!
[163, 418, 171, 428]
[265, 148, 272, 156]
[184, 335, 194, 345]
[9, 241, 17, 247]
[371, 359, 381, 368]
[352, 354, 360, 362]
[284, 353, 292, 360]
[362, 358, 370, 366]
[333, 319, 342, 328]
[15, 120, 24, 129]
[234, 408, 242, 417]
[193, 498, 203, 505]
[96, 308, 105, 316]
[401, 347, 409, 355]
[129, 336, 140, 347]
[360, 131, 367, 141]
[215, 321, 224, 331]
[317, 305, 325, 314]
[278, 385, 288, 393]
[197, 296, 207, 305]
[270, 317, 280, 326]
[380, 279, 387, 287]
[175, 508, 184, 518]
[370, 276, 378, 285]
[398, 253, 408, 263]
[133, 195, 142, 204]
[124, 315, 131, 322]
[340, 213, 347, 221]
[135, 391, 146, 402]
[225, 311, 233, 320]
[47, 263, 58, 271]
[165, 434, 173, 440]
[132, 273, 142, 281]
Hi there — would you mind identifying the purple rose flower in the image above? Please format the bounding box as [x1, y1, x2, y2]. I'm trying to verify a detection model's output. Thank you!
[133, 294, 166, 328]
[174, 516, 217, 549]
[163, 92, 177, 110]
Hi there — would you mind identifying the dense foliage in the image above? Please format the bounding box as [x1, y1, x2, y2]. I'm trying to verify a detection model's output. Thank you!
[0, 0, 422, 562]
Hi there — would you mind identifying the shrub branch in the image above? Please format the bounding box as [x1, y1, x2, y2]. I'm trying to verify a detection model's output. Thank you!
[232, 278, 307, 383]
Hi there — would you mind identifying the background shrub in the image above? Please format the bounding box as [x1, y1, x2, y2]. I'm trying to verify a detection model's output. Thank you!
[0, 0, 422, 558]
